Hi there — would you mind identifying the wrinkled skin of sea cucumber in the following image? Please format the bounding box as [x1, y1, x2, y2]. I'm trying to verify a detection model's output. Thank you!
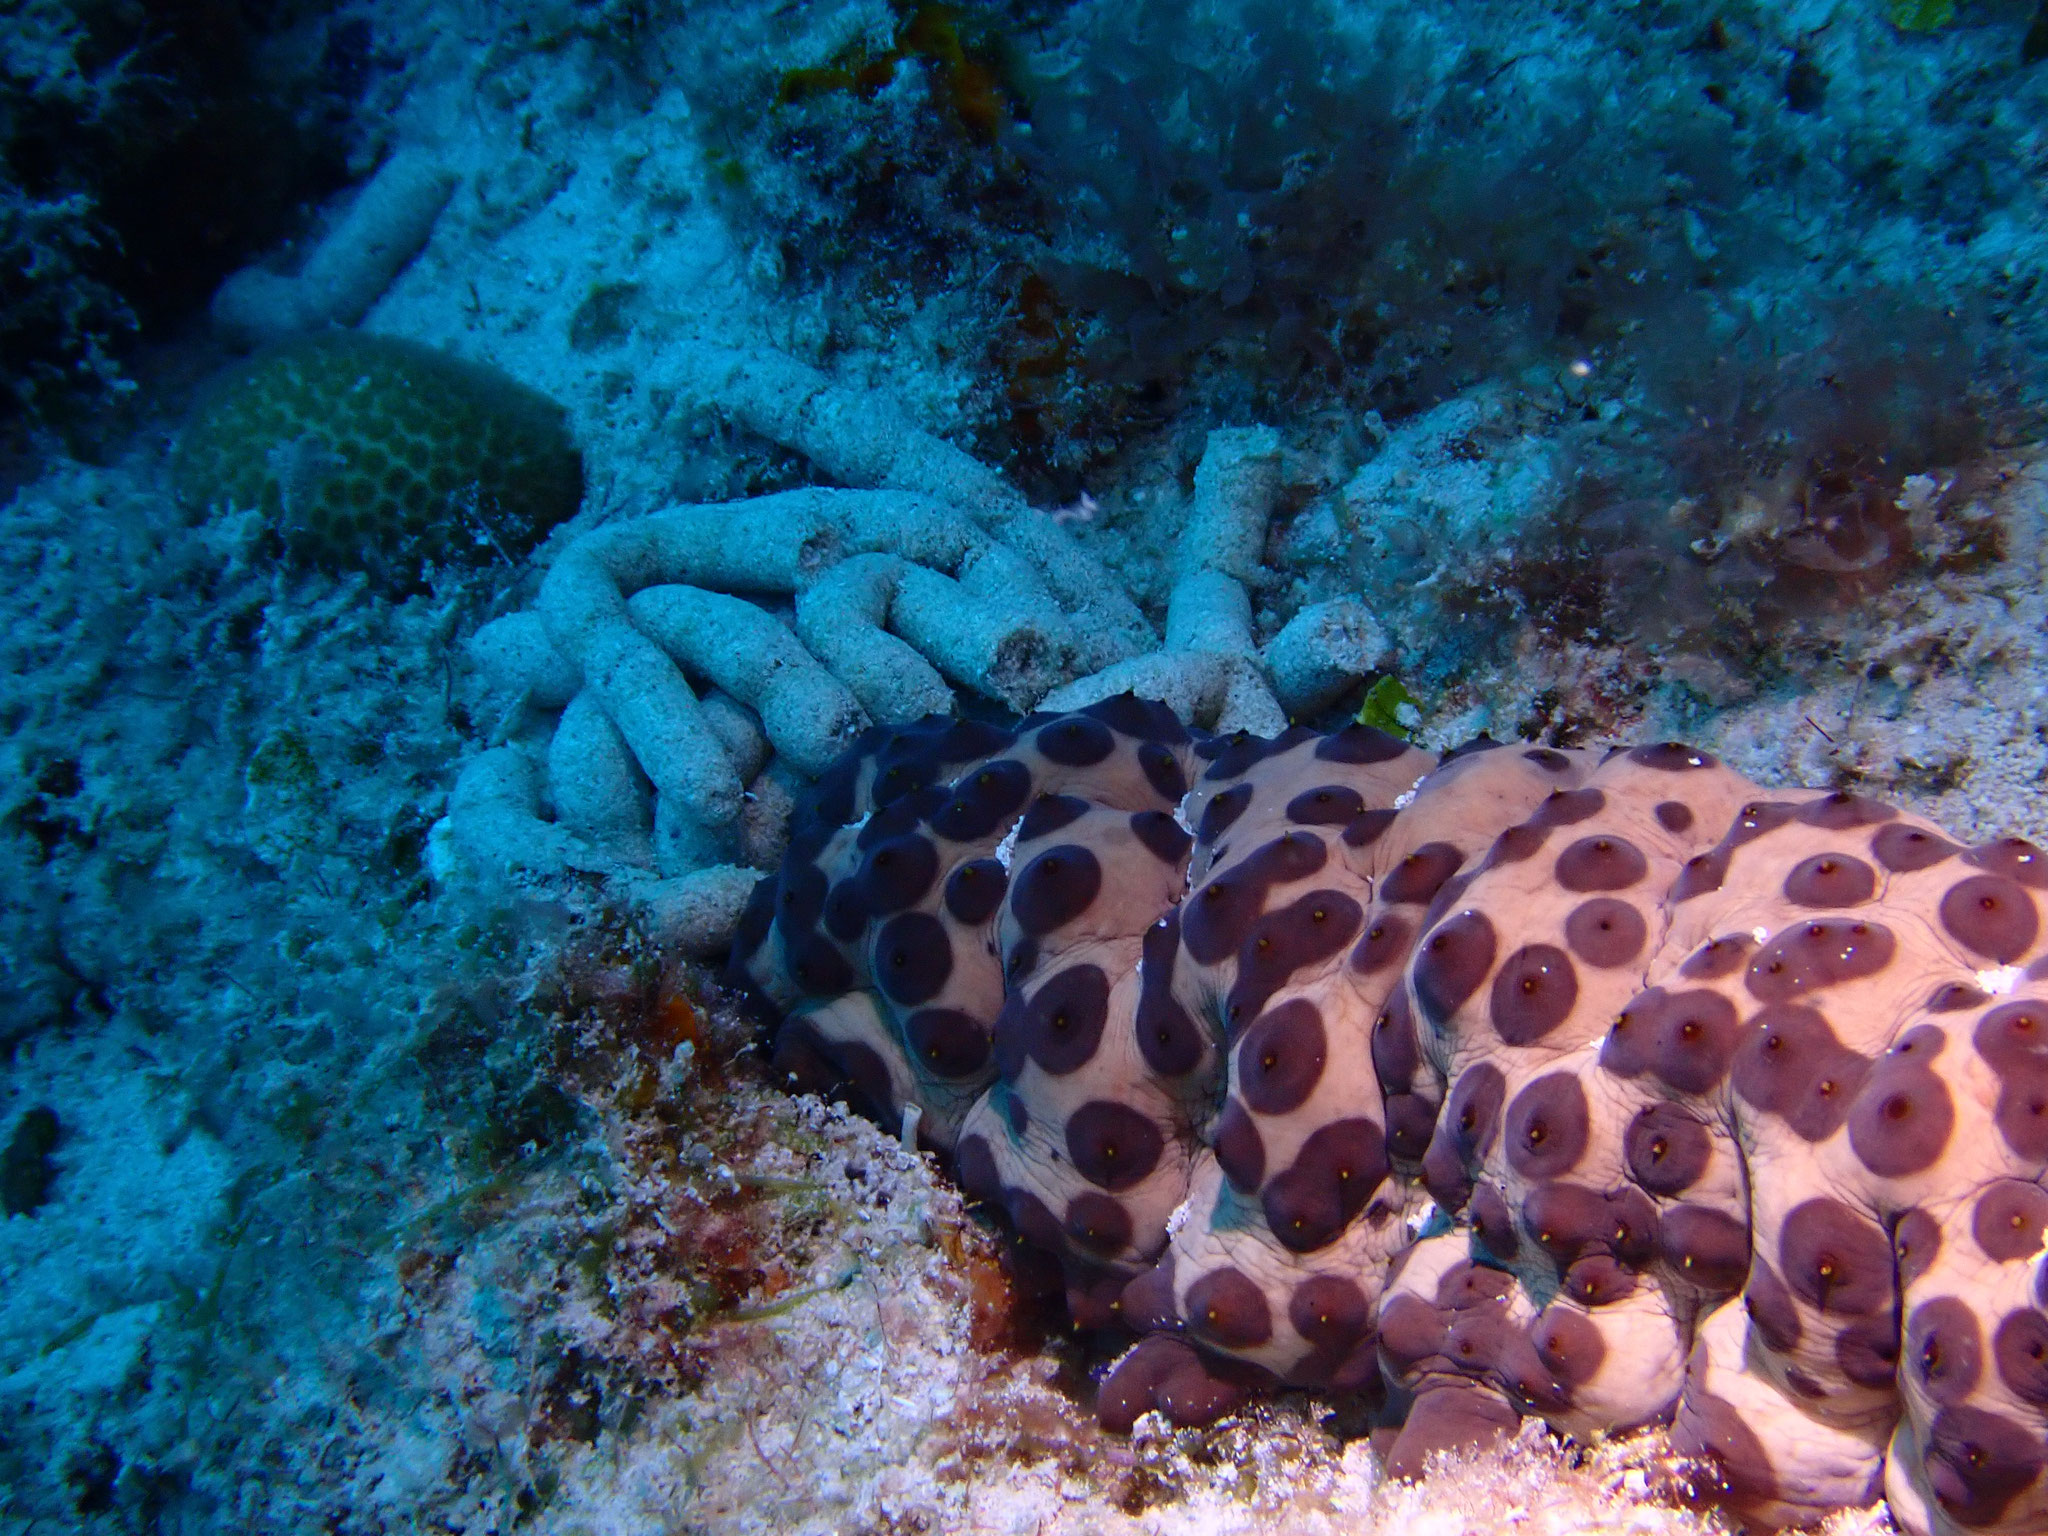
[728, 697, 2048, 1535]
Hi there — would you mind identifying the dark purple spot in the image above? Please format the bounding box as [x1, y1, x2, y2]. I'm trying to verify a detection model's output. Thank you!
[1564, 897, 1646, 966]
[1263, 1117, 1387, 1253]
[1524, 748, 1573, 772]
[1383, 1385, 1520, 1483]
[1081, 693, 1187, 744]
[1064, 1192, 1133, 1256]
[857, 834, 939, 914]
[1993, 1310, 2048, 1405]
[1965, 837, 2048, 889]
[1530, 788, 1607, 829]
[1624, 1101, 1712, 1195]
[1671, 848, 1729, 901]
[943, 858, 1008, 926]
[1036, 715, 1115, 767]
[786, 928, 854, 995]
[1654, 800, 1694, 833]
[1203, 726, 1315, 780]
[1564, 1255, 1636, 1306]
[1350, 911, 1414, 977]
[1006, 1185, 1063, 1251]
[1874, 821, 1960, 873]
[1744, 919, 1897, 1002]
[1238, 999, 1328, 1115]
[1198, 782, 1253, 843]
[1628, 742, 1716, 771]
[1660, 1205, 1750, 1294]
[1929, 982, 1989, 1012]
[1136, 914, 1204, 1078]
[1731, 1002, 1869, 1141]
[1909, 1297, 1983, 1405]
[1118, 1253, 1178, 1333]
[906, 1007, 989, 1078]
[1471, 1182, 1519, 1261]
[1290, 1274, 1371, 1355]
[954, 1132, 1000, 1205]
[1744, 1259, 1803, 1352]
[1009, 844, 1103, 936]
[1385, 1093, 1437, 1162]
[859, 783, 947, 847]
[1555, 835, 1648, 893]
[1066, 1100, 1164, 1192]
[1896, 1208, 1942, 1288]
[1138, 740, 1188, 803]
[993, 963, 1109, 1078]
[1288, 784, 1367, 826]
[1925, 1405, 2045, 1526]
[1130, 809, 1192, 865]
[1016, 793, 1089, 843]
[776, 861, 829, 935]
[1505, 1072, 1591, 1180]
[1343, 807, 1399, 849]
[1489, 944, 1580, 1045]
[1371, 990, 1421, 1088]
[1941, 875, 2039, 963]
[874, 911, 953, 1005]
[1679, 933, 1756, 979]
[1417, 913, 1499, 1036]
[1974, 1180, 2048, 1262]
[1532, 1307, 1607, 1386]
[931, 759, 1033, 841]
[823, 879, 869, 943]
[1780, 1197, 1894, 1316]
[1186, 1267, 1273, 1348]
[1847, 1052, 1954, 1177]
[1835, 1316, 1900, 1389]
[1797, 791, 1897, 830]
[1671, 1388, 1777, 1508]
[1382, 842, 1465, 906]
[1214, 1098, 1265, 1191]
[1314, 723, 1410, 764]
[1226, 889, 1363, 1027]
[1783, 852, 1877, 908]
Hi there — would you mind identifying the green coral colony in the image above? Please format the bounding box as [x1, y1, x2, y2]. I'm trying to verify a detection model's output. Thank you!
[174, 332, 583, 586]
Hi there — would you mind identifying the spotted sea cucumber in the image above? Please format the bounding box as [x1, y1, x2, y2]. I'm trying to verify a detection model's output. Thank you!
[731, 697, 2048, 1535]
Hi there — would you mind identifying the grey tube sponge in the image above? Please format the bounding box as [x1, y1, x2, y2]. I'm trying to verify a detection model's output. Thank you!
[625, 584, 866, 776]
[547, 691, 654, 865]
[1055, 428, 1393, 732]
[212, 149, 457, 344]
[467, 611, 580, 712]
[1163, 568, 1259, 659]
[1263, 597, 1391, 716]
[796, 554, 956, 724]
[1178, 425, 1280, 585]
[433, 747, 759, 958]
[663, 341, 1153, 670]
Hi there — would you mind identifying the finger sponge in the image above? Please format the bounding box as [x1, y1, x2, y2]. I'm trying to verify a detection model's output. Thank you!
[174, 332, 582, 588]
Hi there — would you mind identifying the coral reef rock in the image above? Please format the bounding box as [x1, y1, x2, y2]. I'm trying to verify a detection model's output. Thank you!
[736, 701, 2048, 1536]
[174, 331, 584, 589]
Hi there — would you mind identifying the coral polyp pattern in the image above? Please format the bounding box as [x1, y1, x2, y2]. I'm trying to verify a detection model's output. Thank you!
[733, 698, 2048, 1534]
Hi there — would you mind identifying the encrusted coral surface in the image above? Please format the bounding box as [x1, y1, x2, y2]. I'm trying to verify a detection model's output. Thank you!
[740, 701, 2048, 1534]
[173, 332, 584, 587]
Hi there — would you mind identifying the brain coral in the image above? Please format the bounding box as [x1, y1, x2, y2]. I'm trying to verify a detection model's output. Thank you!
[173, 332, 582, 587]
[733, 697, 2048, 1535]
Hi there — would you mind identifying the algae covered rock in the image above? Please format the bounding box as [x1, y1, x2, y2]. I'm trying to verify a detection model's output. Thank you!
[173, 332, 583, 588]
